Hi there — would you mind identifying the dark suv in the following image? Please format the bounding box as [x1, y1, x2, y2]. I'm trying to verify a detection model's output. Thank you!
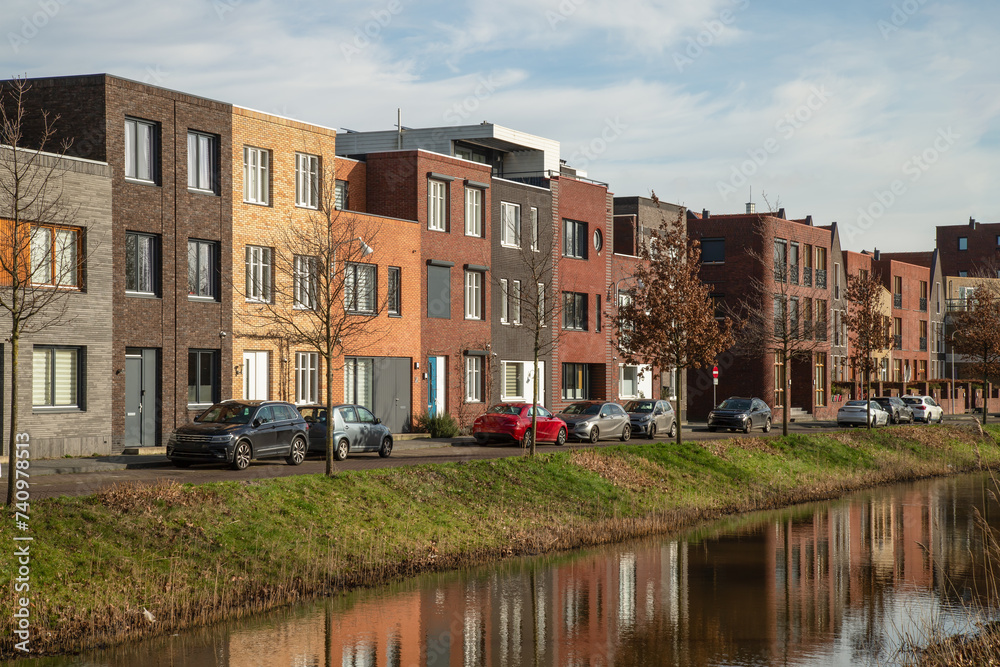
[167, 400, 309, 470]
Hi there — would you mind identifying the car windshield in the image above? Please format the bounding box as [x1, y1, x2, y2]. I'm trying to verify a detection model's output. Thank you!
[845, 400, 868, 407]
[562, 403, 602, 415]
[902, 397, 922, 405]
[624, 400, 655, 413]
[487, 405, 522, 415]
[198, 403, 254, 424]
[718, 399, 751, 411]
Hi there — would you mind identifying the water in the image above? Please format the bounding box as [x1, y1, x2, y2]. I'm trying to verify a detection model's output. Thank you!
[14, 473, 1000, 666]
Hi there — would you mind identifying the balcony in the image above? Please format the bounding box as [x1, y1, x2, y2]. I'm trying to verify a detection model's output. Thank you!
[802, 266, 812, 287]
[816, 269, 827, 289]
[773, 265, 786, 283]
[894, 334, 902, 349]
[919, 297, 927, 311]
[947, 298, 970, 312]
[789, 263, 799, 285]
[920, 336, 927, 351]
[893, 293, 902, 309]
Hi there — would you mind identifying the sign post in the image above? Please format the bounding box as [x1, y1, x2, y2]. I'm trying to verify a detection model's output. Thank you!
[712, 366, 719, 408]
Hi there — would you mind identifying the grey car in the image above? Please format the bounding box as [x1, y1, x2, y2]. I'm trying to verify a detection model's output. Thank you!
[298, 404, 393, 460]
[874, 396, 914, 424]
[624, 399, 677, 440]
[557, 401, 632, 443]
[707, 397, 772, 433]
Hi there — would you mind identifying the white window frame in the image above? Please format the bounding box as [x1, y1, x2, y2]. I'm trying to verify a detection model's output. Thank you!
[295, 152, 319, 209]
[187, 130, 217, 193]
[563, 219, 586, 258]
[32, 346, 82, 409]
[295, 352, 319, 404]
[465, 270, 483, 320]
[465, 187, 482, 237]
[188, 239, 218, 300]
[465, 356, 482, 402]
[620, 365, 639, 399]
[345, 357, 375, 409]
[245, 245, 273, 303]
[501, 201, 521, 248]
[428, 179, 446, 231]
[293, 255, 317, 309]
[124, 117, 156, 183]
[499, 278, 509, 324]
[530, 207, 539, 251]
[243, 146, 270, 205]
[503, 361, 525, 401]
[345, 263, 377, 313]
[511, 280, 521, 325]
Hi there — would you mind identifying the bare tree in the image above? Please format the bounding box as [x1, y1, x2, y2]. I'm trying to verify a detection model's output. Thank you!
[0, 78, 83, 504]
[951, 282, 1000, 425]
[844, 269, 894, 429]
[612, 194, 734, 445]
[235, 169, 388, 476]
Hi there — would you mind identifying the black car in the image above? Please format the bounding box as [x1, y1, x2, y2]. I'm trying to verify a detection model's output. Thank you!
[707, 397, 772, 433]
[167, 400, 309, 470]
[873, 396, 914, 424]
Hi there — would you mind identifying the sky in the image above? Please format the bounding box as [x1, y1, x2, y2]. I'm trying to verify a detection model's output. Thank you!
[3, 0, 998, 253]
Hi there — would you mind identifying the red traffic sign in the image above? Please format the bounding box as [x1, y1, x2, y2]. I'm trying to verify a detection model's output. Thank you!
[712, 366, 719, 379]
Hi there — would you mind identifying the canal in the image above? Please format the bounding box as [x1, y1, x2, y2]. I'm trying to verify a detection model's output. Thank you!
[13, 472, 1000, 666]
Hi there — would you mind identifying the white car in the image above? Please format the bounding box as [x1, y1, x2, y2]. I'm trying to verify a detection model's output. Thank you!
[837, 400, 890, 428]
[902, 395, 944, 423]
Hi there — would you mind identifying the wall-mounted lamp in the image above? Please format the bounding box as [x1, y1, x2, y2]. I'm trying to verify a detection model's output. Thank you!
[115, 368, 124, 375]
[234, 365, 242, 376]
[219, 330, 228, 338]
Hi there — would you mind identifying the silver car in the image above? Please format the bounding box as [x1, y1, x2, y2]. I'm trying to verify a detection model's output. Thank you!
[624, 399, 676, 440]
[298, 404, 393, 460]
[557, 401, 631, 443]
[837, 400, 890, 428]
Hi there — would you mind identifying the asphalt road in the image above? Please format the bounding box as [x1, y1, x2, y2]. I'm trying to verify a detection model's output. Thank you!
[8, 417, 945, 500]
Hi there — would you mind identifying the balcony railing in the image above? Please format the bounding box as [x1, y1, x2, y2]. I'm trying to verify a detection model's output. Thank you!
[802, 266, 812, 287]
[919, 297, 927, 311]
[893, 293, 902, 309]
[789, 264, 799, 285]
[894, 334, 902, 349]
[947, 298, 971, 312]
[816, 269, 827, 289]
[919, 336, 927, 351]
[773, 265, 786, 283]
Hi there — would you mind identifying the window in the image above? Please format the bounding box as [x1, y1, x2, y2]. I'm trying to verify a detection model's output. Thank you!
[833, 262, 841, 299]
[245, 245, 272, 303]
[501, 202, 521, 247]
[593, 229, 603, 253]
[958, 237, 968, 250]
[427, 265, 451, 319]
[563, 292, 588, 330]
[188, 240, 218, 299]
[530, 207, 539, 251]
[538, 283, 546, 327]
[563, 220, 587, 258]
[465, 187, 482, 236]
[959, 271, 968, 277]
[789, 242, 799, 284]
[31, 225, 80, 287]
[620, 365, 638, 398]
[815, 353, 826, 406]
[187, 131, 217, 193]
[773, 239, 787, 282]
[465, 270, 483, 320]
[465, 356, 482, 402]
[243, 146, 269, 204]
[595, 293, 601, 332]
[295, 153, 319, 208]
[774, 352, 785, 408]
[295, 352, 319, 404]
[701, 238, 724, 264]
[388, 266, 401, 316]
[188, 349, 218, 406]
[428, 179, 447, 231]
[32, 346, 81, 409]
[125, 232, 158, 295]
[293, 255, 317, 309]
[504, 362, 524, 400]
[562, 363, 589, 400]
[773, 294, 785, 337]
[345, 357, 374, 409]
[499, 278, 509, 324]
[124, 117, 157, 183]
[334, 180, 348, 211]
[345, 263, 376, 313]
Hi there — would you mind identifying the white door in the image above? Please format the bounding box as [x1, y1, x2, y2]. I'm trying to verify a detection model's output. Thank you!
[243, 351, 269, 400]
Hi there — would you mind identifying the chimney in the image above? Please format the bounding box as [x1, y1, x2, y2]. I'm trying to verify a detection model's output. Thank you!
[777, 207, 786, 220]
[805, 215, 813, 226]
[746, 202, 755, 214]
[970, 216, 977, 228]
[874, 247, 881, 261]
[702, 209, 710, 219]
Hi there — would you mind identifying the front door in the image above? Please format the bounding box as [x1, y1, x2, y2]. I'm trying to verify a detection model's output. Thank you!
[125, 348, 159, 447]
[428, 356, 445, 417]
[243, 351, 269, 400]
[374, 357, 412, 433]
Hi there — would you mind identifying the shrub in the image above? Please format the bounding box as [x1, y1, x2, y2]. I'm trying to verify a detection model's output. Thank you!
[416, 411, 460, 438]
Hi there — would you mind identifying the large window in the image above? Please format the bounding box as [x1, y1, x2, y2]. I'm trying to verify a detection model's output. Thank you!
[501, 202, 521, 247]
[773, 239, 787, 282]
[243, 146, 270, 205]
[465, 356, 482, 402]
[345, 357, 374, 409]
[295, 352, 319, 404]
[499, 278, 509, 324]
[701, 238, 725, 264]
[465, 187, 482, 237]
[504, 362, 524, 400]
[125, 232, 158, 295]
[388, 266, 401, 316]
[563, 292, 587, 330]
[345, 263, 376, 313]
[465, 270, 483, 320]
[620, 365, 638, 398]
[245, 245, 272, 303]
[563, 219, 587, 258]
[293, 255, 317, 309]
[562, 363, 589, 400]
[814, 353, 826, 406]
[188, 239, 219, 299]
[428, 179, 447, 231]
[187, 131, 217, 193]
[124, 117, 157, 183]
[427, 265, 451, 319]
[31, 225, 80, 287]
[510, 280, 521, 325]
[32, 346, 81, 409]
[530, 207, 539, 251]
[188, 349, 218, 406]
[295, 153, 319, 208]
[335, 180, 349, 211]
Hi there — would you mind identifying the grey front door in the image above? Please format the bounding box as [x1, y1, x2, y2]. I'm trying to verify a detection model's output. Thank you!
[374, 357, 412, 433]
[125, 348, 158, 447]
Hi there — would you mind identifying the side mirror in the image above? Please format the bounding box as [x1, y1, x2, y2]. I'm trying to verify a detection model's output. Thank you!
[252, 418, 262, 428]
[374, 417, 382, 424]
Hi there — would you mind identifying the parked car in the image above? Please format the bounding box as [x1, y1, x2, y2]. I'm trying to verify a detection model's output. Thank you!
[707, 397, 772, 433]
[472, 403, 568, 447]
[873, 396, 914, 424]
[623, 399, 676, 439]
[837, 400, 890, 428]
[557, 401, 631, 442]
[167, 400, 309, 470]
[903, 395, 945, 423]
[297, 404, 393, 460]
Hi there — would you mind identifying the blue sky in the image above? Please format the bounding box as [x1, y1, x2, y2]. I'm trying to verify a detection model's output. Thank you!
[4, 0, 998, 252]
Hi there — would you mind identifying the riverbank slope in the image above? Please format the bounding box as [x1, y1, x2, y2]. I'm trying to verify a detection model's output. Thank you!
[2, 423, 998, 657]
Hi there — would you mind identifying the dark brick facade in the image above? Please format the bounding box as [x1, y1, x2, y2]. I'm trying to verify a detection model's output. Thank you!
[936, 218, 1000, 277]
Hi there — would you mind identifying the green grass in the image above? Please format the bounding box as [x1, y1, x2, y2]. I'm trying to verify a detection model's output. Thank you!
[2, 423, 998, 657]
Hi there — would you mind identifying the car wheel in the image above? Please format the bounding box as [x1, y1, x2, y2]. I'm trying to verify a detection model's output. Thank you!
[474, 433, 489, 445]
[621, 425, 631, 442]
[334, 438, 349, 461]
[891, 411, 899, 425]
[172, 460, 192, 468]
[286, 436, 307, 466]
[231, 441, 252, 471]
[743, 420, 752, 434]
[762, 418, 771, 433]
[589, 427, 600, 444]
[556, 427, 567, 446]
[938, 412, 944, 424]
[648, 423, 656, 440]
[379, 436, 393, 458]
[668, 421, 677, 438]
[708, 426, 716, 432]
[522, 430, 533, 449]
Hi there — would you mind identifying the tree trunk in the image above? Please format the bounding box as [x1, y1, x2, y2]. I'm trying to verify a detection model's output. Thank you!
[674, 366, 683, 446]
[529, 352, 539, 457]
[782, 349, 789, 437]
[5, 333, 19, 505]
[983, 354, 989, 426]
[865, 364, 872, 430]
[325, 350, 335, 476]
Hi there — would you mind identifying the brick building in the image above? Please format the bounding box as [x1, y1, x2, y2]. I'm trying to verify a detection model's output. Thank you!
[936, 217, 1000, 277]
[842, 250, 893, 390]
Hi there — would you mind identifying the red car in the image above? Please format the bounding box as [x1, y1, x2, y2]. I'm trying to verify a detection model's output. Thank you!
[473, 403, 568, 447]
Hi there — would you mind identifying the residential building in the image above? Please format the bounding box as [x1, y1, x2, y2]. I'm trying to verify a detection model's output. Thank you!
[842, 250, 892, 391]
[936, 217, 1000, 277]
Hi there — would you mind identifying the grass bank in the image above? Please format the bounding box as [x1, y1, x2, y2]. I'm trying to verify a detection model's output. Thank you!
[2, 423, 999, 658]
